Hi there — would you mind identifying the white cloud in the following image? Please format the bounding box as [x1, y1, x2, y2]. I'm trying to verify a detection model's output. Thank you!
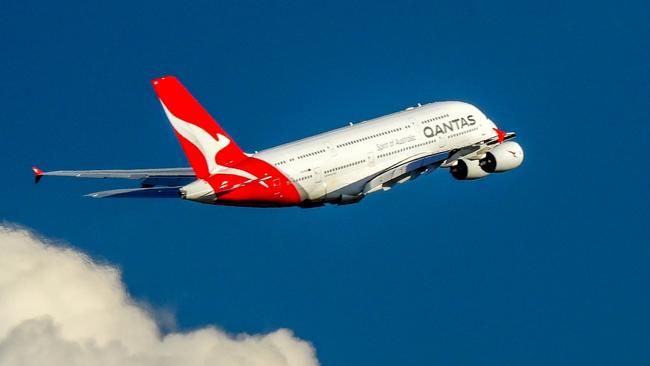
[0, 225, 319, 366]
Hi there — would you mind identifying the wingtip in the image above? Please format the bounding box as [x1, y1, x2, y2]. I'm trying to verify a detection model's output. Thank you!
[492, 128, 507, 143]
[32, 166, 43, 184]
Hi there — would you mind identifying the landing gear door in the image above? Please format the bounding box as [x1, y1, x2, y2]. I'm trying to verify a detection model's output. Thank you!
[438, 134, 446, 149]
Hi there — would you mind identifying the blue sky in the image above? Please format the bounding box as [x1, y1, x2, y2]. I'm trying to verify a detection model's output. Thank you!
[2, 0, 650, 364]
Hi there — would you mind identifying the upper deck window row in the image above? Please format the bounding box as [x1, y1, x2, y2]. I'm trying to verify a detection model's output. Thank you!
[336, 127, 404, 148]
[420, 114, 450, 125]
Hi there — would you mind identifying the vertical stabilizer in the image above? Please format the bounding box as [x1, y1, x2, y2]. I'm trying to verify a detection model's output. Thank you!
[151, 76, 247, 179]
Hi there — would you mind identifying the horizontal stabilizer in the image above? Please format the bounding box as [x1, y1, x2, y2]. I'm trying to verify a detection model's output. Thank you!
[85, 187, 182, 199]
[31, 167, 195, 185]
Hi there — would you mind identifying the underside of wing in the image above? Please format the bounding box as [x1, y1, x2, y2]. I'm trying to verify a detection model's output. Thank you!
[363, 152, 449, 195]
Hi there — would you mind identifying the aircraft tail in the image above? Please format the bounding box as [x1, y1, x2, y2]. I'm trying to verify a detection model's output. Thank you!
[151, 76, 248, 179]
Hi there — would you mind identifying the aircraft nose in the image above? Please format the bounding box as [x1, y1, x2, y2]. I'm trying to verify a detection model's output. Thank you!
[180, 179, 216, 203]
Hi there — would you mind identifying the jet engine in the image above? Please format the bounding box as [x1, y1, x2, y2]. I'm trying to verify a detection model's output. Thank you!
[479, 141, 524, 173]
[450, 159, 490, 180]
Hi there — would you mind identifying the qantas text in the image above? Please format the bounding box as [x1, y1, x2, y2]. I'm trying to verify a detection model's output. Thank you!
[423, 115, 476, 138]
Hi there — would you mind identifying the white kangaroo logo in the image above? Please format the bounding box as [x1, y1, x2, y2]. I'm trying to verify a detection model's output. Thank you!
[162, 104, 268, 187]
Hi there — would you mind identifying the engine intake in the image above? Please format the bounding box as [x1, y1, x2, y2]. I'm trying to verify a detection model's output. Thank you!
[479, 141, 524, 173]
[450, 159, 490, 180]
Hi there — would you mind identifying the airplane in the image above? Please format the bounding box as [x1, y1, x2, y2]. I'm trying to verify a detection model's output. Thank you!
[32, 76, 524, 208]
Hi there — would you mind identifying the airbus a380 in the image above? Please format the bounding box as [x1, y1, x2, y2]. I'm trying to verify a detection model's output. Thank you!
[33, 76, 524, 208]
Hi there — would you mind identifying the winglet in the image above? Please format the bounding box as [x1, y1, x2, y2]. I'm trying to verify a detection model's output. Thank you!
[493, 128, 507, 143]
[32, 166, 44, 184]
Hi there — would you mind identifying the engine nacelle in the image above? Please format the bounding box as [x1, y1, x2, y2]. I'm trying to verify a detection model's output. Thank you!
[479, 141, 524, 173]
[450, 159, 490, 180]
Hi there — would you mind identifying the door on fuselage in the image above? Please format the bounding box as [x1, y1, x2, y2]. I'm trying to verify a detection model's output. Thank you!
[309, 167, 327, 201]
[367, 151, 375, 167]
[272, 177, 282, 198]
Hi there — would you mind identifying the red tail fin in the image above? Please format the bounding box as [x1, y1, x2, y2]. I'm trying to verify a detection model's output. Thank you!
[151, 76, 247, 179]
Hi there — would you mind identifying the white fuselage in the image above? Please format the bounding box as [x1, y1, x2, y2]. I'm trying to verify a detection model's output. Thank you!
[255, 101, 498, 202]
[38, 76, 521, 206]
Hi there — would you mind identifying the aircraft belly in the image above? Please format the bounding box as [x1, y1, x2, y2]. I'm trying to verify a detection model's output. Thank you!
[304, 181, 326, 201]
[323, 170, 371, 202]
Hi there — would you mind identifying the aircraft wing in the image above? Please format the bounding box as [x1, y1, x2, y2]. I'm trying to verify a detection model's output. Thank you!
[32, 167, 195, 186]
[363, 152, 448, 194]
[362, 130, 517, 195]
[440, 130, 516, 167]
